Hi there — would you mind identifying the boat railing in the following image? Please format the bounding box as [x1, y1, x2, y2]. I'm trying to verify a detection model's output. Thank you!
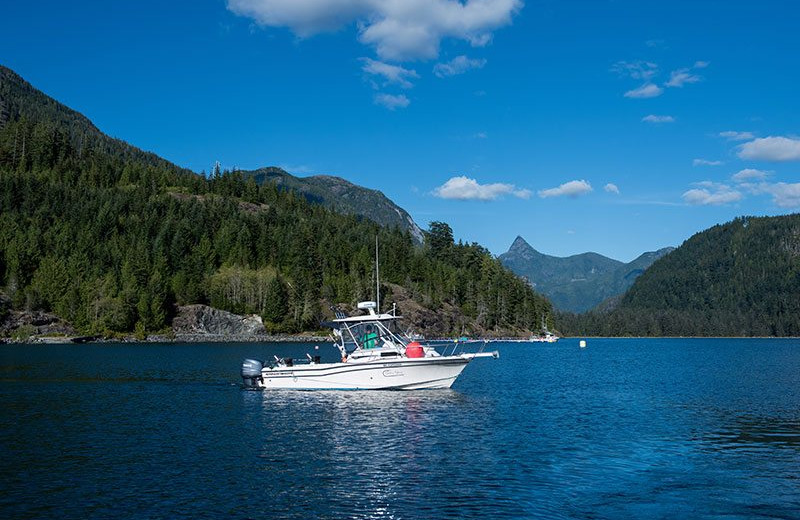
[429, 339, 491, 357]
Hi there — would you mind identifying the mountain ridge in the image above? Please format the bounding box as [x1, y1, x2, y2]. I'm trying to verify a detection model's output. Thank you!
[0, 65, 423, 242]
[242, 166, 424, 243]
[500, 236, 674, 312]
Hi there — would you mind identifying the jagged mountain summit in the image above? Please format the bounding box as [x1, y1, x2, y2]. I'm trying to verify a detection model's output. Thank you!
[242, 166, 424, 243]
[499, 236, 674, 312]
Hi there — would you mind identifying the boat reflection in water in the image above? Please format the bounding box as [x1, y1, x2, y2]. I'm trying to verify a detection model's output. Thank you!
[241, 388, 484, 519]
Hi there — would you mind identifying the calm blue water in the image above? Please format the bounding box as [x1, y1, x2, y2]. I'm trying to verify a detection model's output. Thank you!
[2, 338, 799, 519]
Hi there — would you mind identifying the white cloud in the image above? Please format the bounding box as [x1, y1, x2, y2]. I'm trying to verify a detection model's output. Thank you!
[738, 180, 800, 208]
[474, 131, 488, 139]
[642, 114, 675, 123]
[432, 175, 530, 200]
[624, 83, 663, 99]
[682, 182, 742, 205]
[761, 182, 800, 208]
[732, 168, 770, 182]
[374, 93, 410, 110]
[693, 159, 723, 166]
[738, 136, 800, 162]
[538, 180, 593, 198]
[227, 0, 523, 61]
[719, 130, 755, 141]
[611, 61, 659, 81]
[665, 68, 702, 88]
[360, 58, 419, 88]
[604, 183, 620, 194]
[433, 55, 487, 77]
[615, 60, 706, 97]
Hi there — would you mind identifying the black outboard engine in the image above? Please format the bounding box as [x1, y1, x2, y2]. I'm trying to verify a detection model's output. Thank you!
[241, 359, 263, 388]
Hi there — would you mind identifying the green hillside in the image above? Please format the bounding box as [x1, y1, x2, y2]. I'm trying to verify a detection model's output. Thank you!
[0, 65, 551, 338]
[559, 214, 800, 336]
[242, 167, 424, 243]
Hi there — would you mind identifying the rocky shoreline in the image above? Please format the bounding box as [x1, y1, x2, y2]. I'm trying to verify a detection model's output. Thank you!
[0, 302, 332, 344]
[1, 299, 539, 344]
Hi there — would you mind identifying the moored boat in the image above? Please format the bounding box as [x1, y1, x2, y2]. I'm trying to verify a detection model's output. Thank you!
[529, 315, 560, 343]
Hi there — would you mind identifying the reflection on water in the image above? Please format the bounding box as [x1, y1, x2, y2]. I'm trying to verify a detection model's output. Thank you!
[242, 390, 478, 519]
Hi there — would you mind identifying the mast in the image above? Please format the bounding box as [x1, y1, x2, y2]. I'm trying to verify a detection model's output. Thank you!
[375, 235, 380, 313]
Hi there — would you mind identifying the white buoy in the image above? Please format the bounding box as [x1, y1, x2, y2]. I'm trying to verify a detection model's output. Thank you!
[579, 340, 587, 348]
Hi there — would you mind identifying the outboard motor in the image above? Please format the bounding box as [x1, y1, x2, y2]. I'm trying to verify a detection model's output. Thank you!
[241, 359, 263, 388]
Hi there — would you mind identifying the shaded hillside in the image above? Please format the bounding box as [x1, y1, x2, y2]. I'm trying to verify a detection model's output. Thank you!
[500, 236, 673, 312]
[243, 166, 424, 243]
[559, 214, 800, 336]
[0, 65, 191, 176]
[0, 65, 551, 338]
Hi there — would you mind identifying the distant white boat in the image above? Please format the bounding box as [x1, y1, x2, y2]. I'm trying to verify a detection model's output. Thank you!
[527, 315, 560, 343]
[528, 330, 560, 343]
[241, 301, 498, 390]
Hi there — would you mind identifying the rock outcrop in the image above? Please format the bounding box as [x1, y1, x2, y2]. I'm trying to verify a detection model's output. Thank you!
[172, 304, 266, 336]
[0, 309, 77, 340]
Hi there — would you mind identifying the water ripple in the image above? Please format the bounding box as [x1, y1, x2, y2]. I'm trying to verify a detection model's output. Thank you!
[2, 339, 800, 519]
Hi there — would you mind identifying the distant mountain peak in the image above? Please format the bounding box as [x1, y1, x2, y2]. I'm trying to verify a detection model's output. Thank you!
[510, 235, 531, 249]
[507, 235, 543, 259]
[500, 239, 673, 313]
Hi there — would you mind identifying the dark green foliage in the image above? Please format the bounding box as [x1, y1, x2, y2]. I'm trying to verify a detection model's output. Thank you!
[427, 221, 454, 262]
[0, 65, 551, 336]
[559, 215, 800, 336]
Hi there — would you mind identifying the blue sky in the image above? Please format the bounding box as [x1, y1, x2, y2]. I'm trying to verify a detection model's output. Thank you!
[3, 0, 799, 261]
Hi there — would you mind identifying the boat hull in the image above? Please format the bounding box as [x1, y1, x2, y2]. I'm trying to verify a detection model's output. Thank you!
[255, 356, 471, 390]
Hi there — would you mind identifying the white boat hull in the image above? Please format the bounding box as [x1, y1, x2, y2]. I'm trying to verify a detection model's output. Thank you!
[255, 355, 473, 390]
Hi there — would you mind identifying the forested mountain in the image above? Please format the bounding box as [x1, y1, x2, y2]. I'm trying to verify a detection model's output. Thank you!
[558, 214, 800, 336]
[242, 167, 424, 243]
[0, 65, 551, 338]
[0, 65, 190, 176]
[499, 236, 673, 312]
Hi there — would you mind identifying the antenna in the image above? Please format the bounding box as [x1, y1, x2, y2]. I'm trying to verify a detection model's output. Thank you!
[375, 235, 380, 313]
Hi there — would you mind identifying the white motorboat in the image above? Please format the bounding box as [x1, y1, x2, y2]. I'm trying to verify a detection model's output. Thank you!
[528, 330, 560, 343]
[529, 315, 560, 343]
[241, 301, 498, 390]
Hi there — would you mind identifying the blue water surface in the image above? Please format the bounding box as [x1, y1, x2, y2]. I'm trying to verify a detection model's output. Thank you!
[1, 338, 799, 519]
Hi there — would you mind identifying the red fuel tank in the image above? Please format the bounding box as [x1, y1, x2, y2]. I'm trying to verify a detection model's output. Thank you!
[405, 341, 424, 358]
